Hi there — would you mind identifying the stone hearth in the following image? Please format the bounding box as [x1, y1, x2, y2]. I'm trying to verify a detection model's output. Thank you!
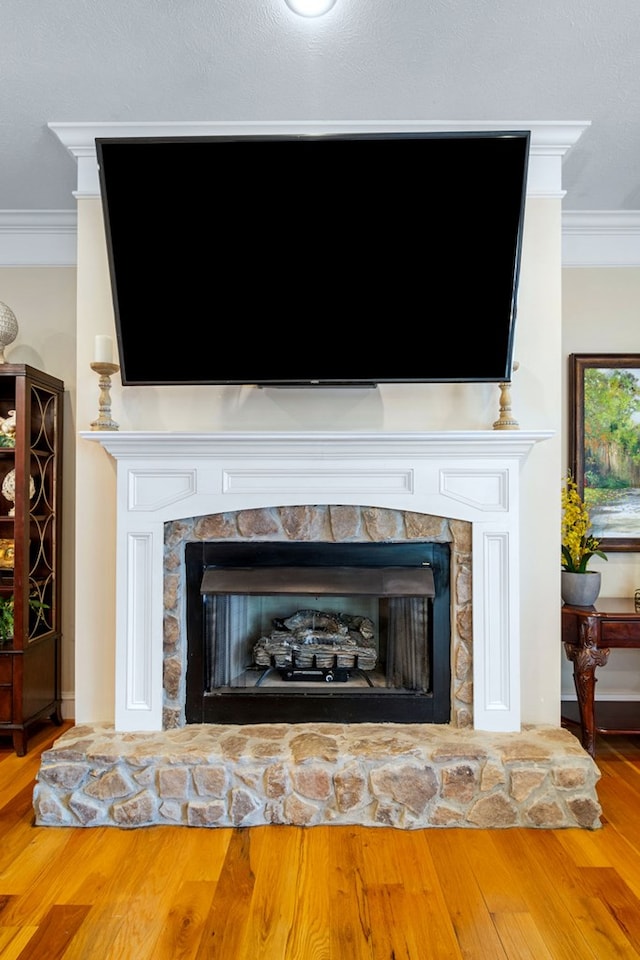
[34, 721, 601, 829]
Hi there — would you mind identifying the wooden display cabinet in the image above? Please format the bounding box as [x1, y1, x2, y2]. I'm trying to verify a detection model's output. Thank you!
[0, 364, 63, 755]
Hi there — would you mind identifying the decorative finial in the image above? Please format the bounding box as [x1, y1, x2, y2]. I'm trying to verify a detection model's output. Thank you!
[0, 302, 19, 363]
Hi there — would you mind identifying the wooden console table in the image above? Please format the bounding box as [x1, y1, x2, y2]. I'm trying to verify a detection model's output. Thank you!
[562, 597, 640, 758]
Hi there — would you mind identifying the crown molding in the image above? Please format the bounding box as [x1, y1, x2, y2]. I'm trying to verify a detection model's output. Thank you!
[48, 119, 589, 201]
[4, 120, 596, 266]
[2, 206, 640, 269]
[0, 210, 77, 267]
[561, 211, 640, 267]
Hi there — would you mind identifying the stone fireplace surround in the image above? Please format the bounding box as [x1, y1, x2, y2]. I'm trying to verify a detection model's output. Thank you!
[174, 510, 455, 727]
[34, 430, 602, 830]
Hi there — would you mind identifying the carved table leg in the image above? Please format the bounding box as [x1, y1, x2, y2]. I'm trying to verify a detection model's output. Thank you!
[564, 626, 609, 757]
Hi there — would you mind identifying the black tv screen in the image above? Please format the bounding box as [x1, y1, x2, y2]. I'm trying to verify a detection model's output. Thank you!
[96, 130, 530, 387]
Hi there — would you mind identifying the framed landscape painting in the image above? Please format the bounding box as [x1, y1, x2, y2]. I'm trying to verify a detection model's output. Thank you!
[569, 354, 640, 551]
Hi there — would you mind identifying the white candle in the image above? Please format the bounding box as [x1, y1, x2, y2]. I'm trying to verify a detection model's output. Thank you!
[94, 335, 113, 364]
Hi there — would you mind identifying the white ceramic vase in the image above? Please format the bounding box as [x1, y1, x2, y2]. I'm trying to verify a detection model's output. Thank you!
[1, 469, 36, 518]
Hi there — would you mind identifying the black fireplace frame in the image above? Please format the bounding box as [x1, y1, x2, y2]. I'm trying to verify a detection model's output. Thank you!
[185, 540, 451, 724]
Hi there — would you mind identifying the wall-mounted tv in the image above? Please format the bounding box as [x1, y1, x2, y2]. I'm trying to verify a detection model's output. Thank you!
[96, 130, 530, 387]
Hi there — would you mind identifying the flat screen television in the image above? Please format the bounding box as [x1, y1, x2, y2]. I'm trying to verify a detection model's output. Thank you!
[96, 130, 530, 387]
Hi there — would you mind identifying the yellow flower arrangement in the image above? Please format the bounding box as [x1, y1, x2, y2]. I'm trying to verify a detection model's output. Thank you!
[561, 474, 607, 573]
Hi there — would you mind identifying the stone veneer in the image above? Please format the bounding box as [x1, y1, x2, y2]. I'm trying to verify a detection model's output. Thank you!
[162, 505, 473, 728]
[33, 721, 602, 830]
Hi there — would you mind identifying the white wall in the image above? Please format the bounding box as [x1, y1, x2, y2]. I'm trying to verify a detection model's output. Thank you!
[562, 266, 640, 700]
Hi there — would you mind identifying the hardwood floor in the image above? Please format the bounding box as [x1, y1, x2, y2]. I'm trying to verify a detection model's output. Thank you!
[1, 721, 640, 959]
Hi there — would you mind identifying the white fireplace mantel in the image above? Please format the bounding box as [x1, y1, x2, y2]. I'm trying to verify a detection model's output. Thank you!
[81, 429, 553, 734]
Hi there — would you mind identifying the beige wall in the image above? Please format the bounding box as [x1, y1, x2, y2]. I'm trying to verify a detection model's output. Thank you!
[14, 201, 636, 725]
[71, 192, 563, 726]
[516, 199, 563, 721]
[0, 267, 77, 716]
[562, 267, 640, 698]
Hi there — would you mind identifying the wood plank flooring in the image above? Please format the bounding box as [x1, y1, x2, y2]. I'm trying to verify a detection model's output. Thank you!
[1, 721, 639, 959]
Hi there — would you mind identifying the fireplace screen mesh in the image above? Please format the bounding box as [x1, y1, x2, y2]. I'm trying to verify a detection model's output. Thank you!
[186, 541, 450, 724]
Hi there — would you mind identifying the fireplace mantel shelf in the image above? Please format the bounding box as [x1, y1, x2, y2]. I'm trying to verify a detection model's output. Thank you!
[81, 428, 553, 735]
[81, 429, 553, 459]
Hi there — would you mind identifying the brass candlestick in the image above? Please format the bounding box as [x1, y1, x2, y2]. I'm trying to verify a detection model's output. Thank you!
[493, 361, 520, 431]
[90, 362, 120, 431]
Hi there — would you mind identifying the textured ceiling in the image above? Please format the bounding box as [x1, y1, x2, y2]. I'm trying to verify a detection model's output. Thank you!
[2, 0, 639, 212]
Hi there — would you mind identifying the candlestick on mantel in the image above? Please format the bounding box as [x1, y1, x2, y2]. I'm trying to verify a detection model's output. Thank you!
[492, 360, 520, 431]
[90, 361, 120, 431]
[94, 335, 113, 365]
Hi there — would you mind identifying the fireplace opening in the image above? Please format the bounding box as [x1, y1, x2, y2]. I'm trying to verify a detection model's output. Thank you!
[185, 541, 451, 724]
